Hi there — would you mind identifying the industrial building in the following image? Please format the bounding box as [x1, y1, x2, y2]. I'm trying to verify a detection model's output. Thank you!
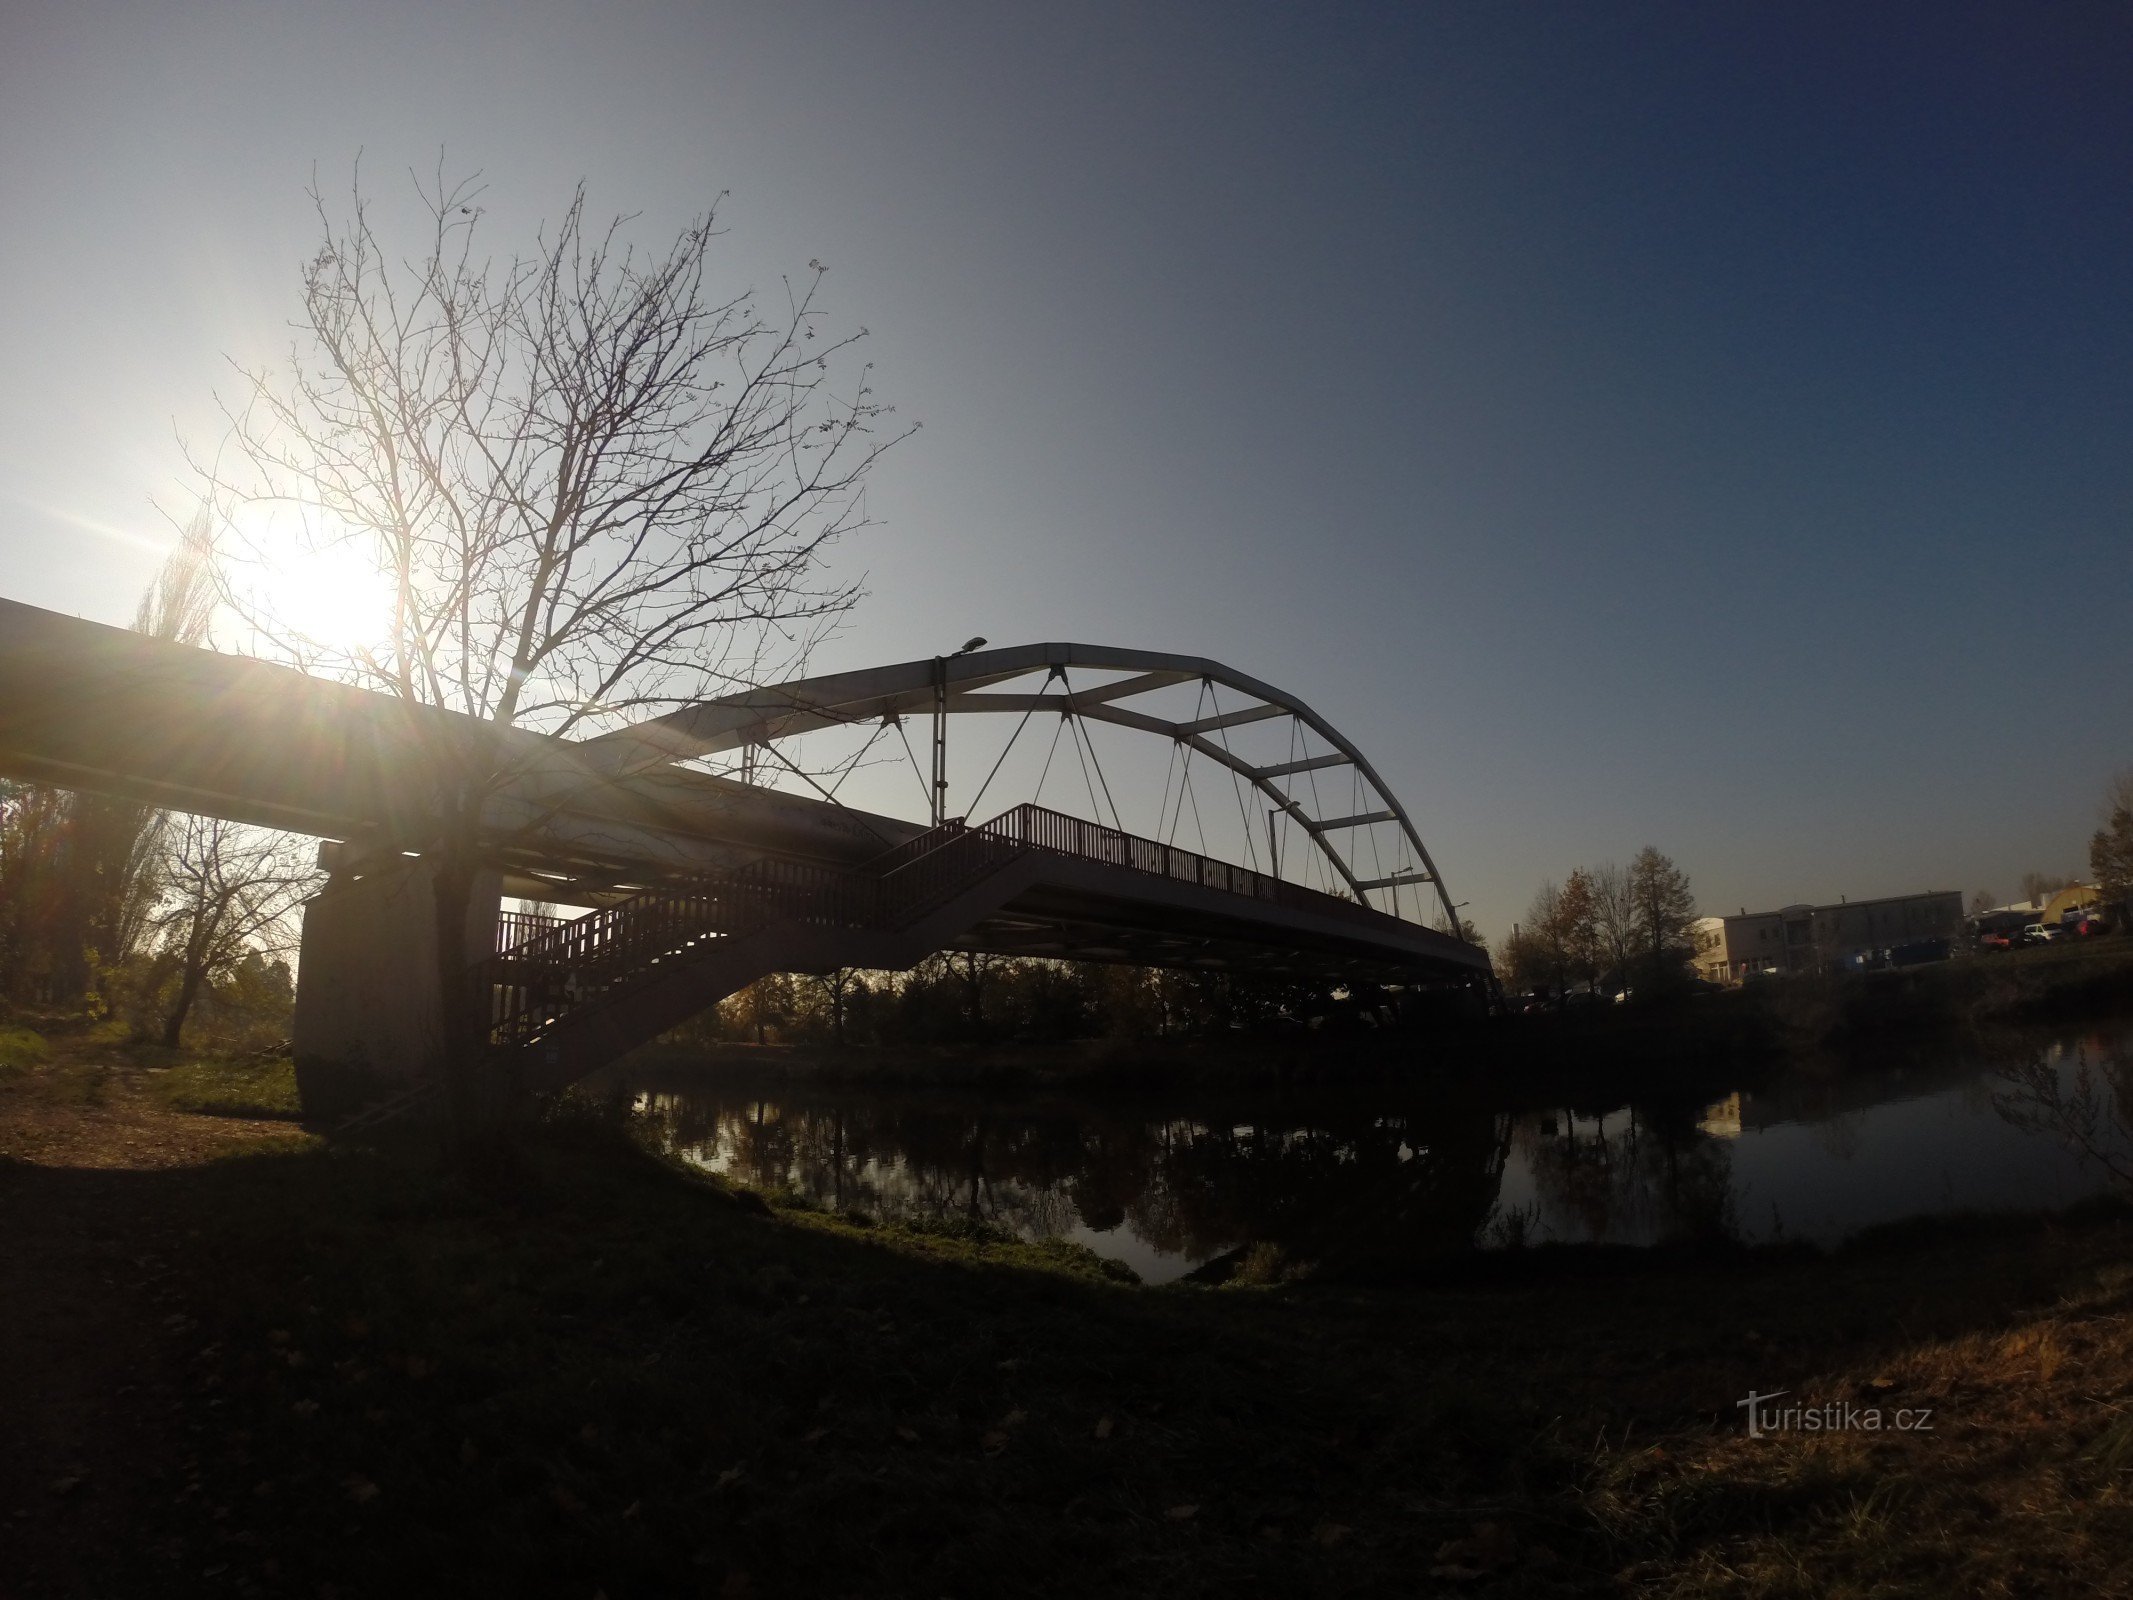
[1690, 890, 1963, 984]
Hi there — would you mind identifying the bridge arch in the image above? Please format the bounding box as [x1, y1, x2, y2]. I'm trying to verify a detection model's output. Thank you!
[581, 643, 1467, 934]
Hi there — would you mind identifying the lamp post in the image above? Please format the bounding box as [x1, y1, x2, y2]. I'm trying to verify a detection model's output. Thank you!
[931, 636, 987, 826]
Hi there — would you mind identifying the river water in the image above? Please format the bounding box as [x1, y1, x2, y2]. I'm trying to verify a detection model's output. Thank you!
[617, 1023, 2133, 1284]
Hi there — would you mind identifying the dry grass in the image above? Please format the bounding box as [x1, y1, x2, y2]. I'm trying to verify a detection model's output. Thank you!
[4, 1040, 2133, 1597]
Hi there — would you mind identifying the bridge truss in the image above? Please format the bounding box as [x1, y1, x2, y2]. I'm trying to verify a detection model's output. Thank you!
[581, 643, 1469, 941]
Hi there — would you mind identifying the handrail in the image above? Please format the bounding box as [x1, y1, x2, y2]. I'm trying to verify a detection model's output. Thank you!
[478, 801, 1429, 1052]
[496, 908, 566, 953]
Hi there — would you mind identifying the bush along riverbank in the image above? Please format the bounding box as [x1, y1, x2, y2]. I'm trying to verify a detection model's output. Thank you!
[6, 1033, 2133, 1596]
[613, 942, 2133, 1101]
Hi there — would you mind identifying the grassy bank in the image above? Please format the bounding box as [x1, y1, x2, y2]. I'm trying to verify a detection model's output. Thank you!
[6, 1034, 2133, 1596]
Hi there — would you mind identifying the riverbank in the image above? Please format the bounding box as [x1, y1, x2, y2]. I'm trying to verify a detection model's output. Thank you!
[6, 1027, 2133, 1596]
[618, 941, 2133, 1103]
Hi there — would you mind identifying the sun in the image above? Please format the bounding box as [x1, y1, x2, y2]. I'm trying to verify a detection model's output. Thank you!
[257, 540, 397, 653]
[221, 504, 397, 656]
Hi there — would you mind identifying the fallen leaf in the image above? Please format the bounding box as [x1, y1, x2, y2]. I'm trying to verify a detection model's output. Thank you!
[1313, 1522, 1350, 1547]
[291, 1400, 319, 1419]
[1165, 1503, 1198, 1521]
[342, 1476, 379, 1505]
[721, 1572, 753, 1599]
[1000, 1409, 1027, 1428]
[981, 1430, 1010, 1453]
[459, 1437, 479, 1466]
[548, 1484, 584, 1515]
[995, 1358, 1024, 1371]
[895, 1427, 920, 1444]
[715, 1465, 744, 1490]
[801, 1427, 828, 1445]
[48, 1476, 82, 1498]
[1092, 1415, 1114, 1440]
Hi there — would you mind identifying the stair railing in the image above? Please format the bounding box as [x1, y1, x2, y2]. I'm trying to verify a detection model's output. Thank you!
[478, 800, 1415, 1054]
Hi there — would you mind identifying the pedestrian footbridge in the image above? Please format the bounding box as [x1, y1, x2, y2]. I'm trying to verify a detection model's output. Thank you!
[0, 598, 1488, 1120]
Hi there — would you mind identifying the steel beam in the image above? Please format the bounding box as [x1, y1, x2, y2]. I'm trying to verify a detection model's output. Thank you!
[1176, 702, 1286, 735]
[1306, 810, 1396, 832]
[1257, 753, 1351, 778]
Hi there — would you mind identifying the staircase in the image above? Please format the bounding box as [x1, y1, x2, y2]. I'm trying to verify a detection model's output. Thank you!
[475, 812, 1034, 1091]
[336, 799, 1393, 1130]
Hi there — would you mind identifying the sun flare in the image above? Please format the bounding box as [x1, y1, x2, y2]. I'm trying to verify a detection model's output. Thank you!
[223, 506, 397, 656]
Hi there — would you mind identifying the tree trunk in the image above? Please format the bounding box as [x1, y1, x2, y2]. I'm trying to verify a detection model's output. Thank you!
[161, 966, 206, 1049]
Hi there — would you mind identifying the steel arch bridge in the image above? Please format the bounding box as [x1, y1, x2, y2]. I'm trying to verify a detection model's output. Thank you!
[0, 597, 1490, 1117]
[582, 642, 1464, 933]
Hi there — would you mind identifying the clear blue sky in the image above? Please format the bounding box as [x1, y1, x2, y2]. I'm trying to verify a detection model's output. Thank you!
[2, 1, 2128, 942]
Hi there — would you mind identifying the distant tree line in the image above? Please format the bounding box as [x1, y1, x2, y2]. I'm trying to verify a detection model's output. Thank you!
[661, 954, 1448, 1050]
[0, 523, 317, 1045]
[1496, 847, 1696, 1003]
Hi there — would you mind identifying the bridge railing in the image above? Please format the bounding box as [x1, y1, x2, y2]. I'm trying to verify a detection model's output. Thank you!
[482, 800, 1438, 1051]
[496, 908, 567, 952]
[967, 803, 1424, 937]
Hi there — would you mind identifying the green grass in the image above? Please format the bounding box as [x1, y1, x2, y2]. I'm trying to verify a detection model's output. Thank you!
[150, 1051, 302, 1118]
[0, 1023, 50, 1078]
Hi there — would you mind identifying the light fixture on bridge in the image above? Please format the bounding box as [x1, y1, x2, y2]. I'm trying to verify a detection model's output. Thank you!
[957, 636, 987, 655]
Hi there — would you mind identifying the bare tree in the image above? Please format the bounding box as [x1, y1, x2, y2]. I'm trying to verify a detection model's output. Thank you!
[1591, 862, 1636, 995]
[2020, 870, 2077, 907]
[800, 966, 868, 1046]
[1430, 907, 1487, 947]
[150, 815, 319, 1047]
[1994, 1041, 2133, 1193]
[1520, 880, 1570, 1002]
[2090, 771, 2133, 910]
[948, 949, 1003, 1040]
[1627, 847, 1695, 972]
[3, 516, 220, 1007]
[76, 516, 222, 981]
[197, 166, 912, 1132]
[1555, 868, 1600, 996]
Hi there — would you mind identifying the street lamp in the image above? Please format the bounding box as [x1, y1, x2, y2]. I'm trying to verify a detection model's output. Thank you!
[931, 637, 986, 823]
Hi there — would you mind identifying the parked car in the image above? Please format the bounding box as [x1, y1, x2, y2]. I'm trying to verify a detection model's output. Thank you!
[2024, 922, 2060, 944]
[1977, 931, 2013, 952]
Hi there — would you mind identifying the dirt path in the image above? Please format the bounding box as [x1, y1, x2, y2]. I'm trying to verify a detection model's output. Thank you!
[0, 1057, 304, 1597]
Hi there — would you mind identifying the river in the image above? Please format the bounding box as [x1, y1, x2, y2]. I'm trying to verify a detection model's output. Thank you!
[614, 1022, 2133, 1283]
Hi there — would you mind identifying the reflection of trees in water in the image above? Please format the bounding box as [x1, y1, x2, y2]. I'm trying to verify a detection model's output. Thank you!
[1808, 1112, 1863, 1162]
[1514, 1098, 1737, 1246]
[1992, 1030, 2133, 1190]
[634, 1087, 1512, 1270]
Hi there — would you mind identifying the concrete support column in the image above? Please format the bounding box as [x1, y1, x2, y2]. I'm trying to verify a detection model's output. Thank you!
[291, 857, 501, 1120]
